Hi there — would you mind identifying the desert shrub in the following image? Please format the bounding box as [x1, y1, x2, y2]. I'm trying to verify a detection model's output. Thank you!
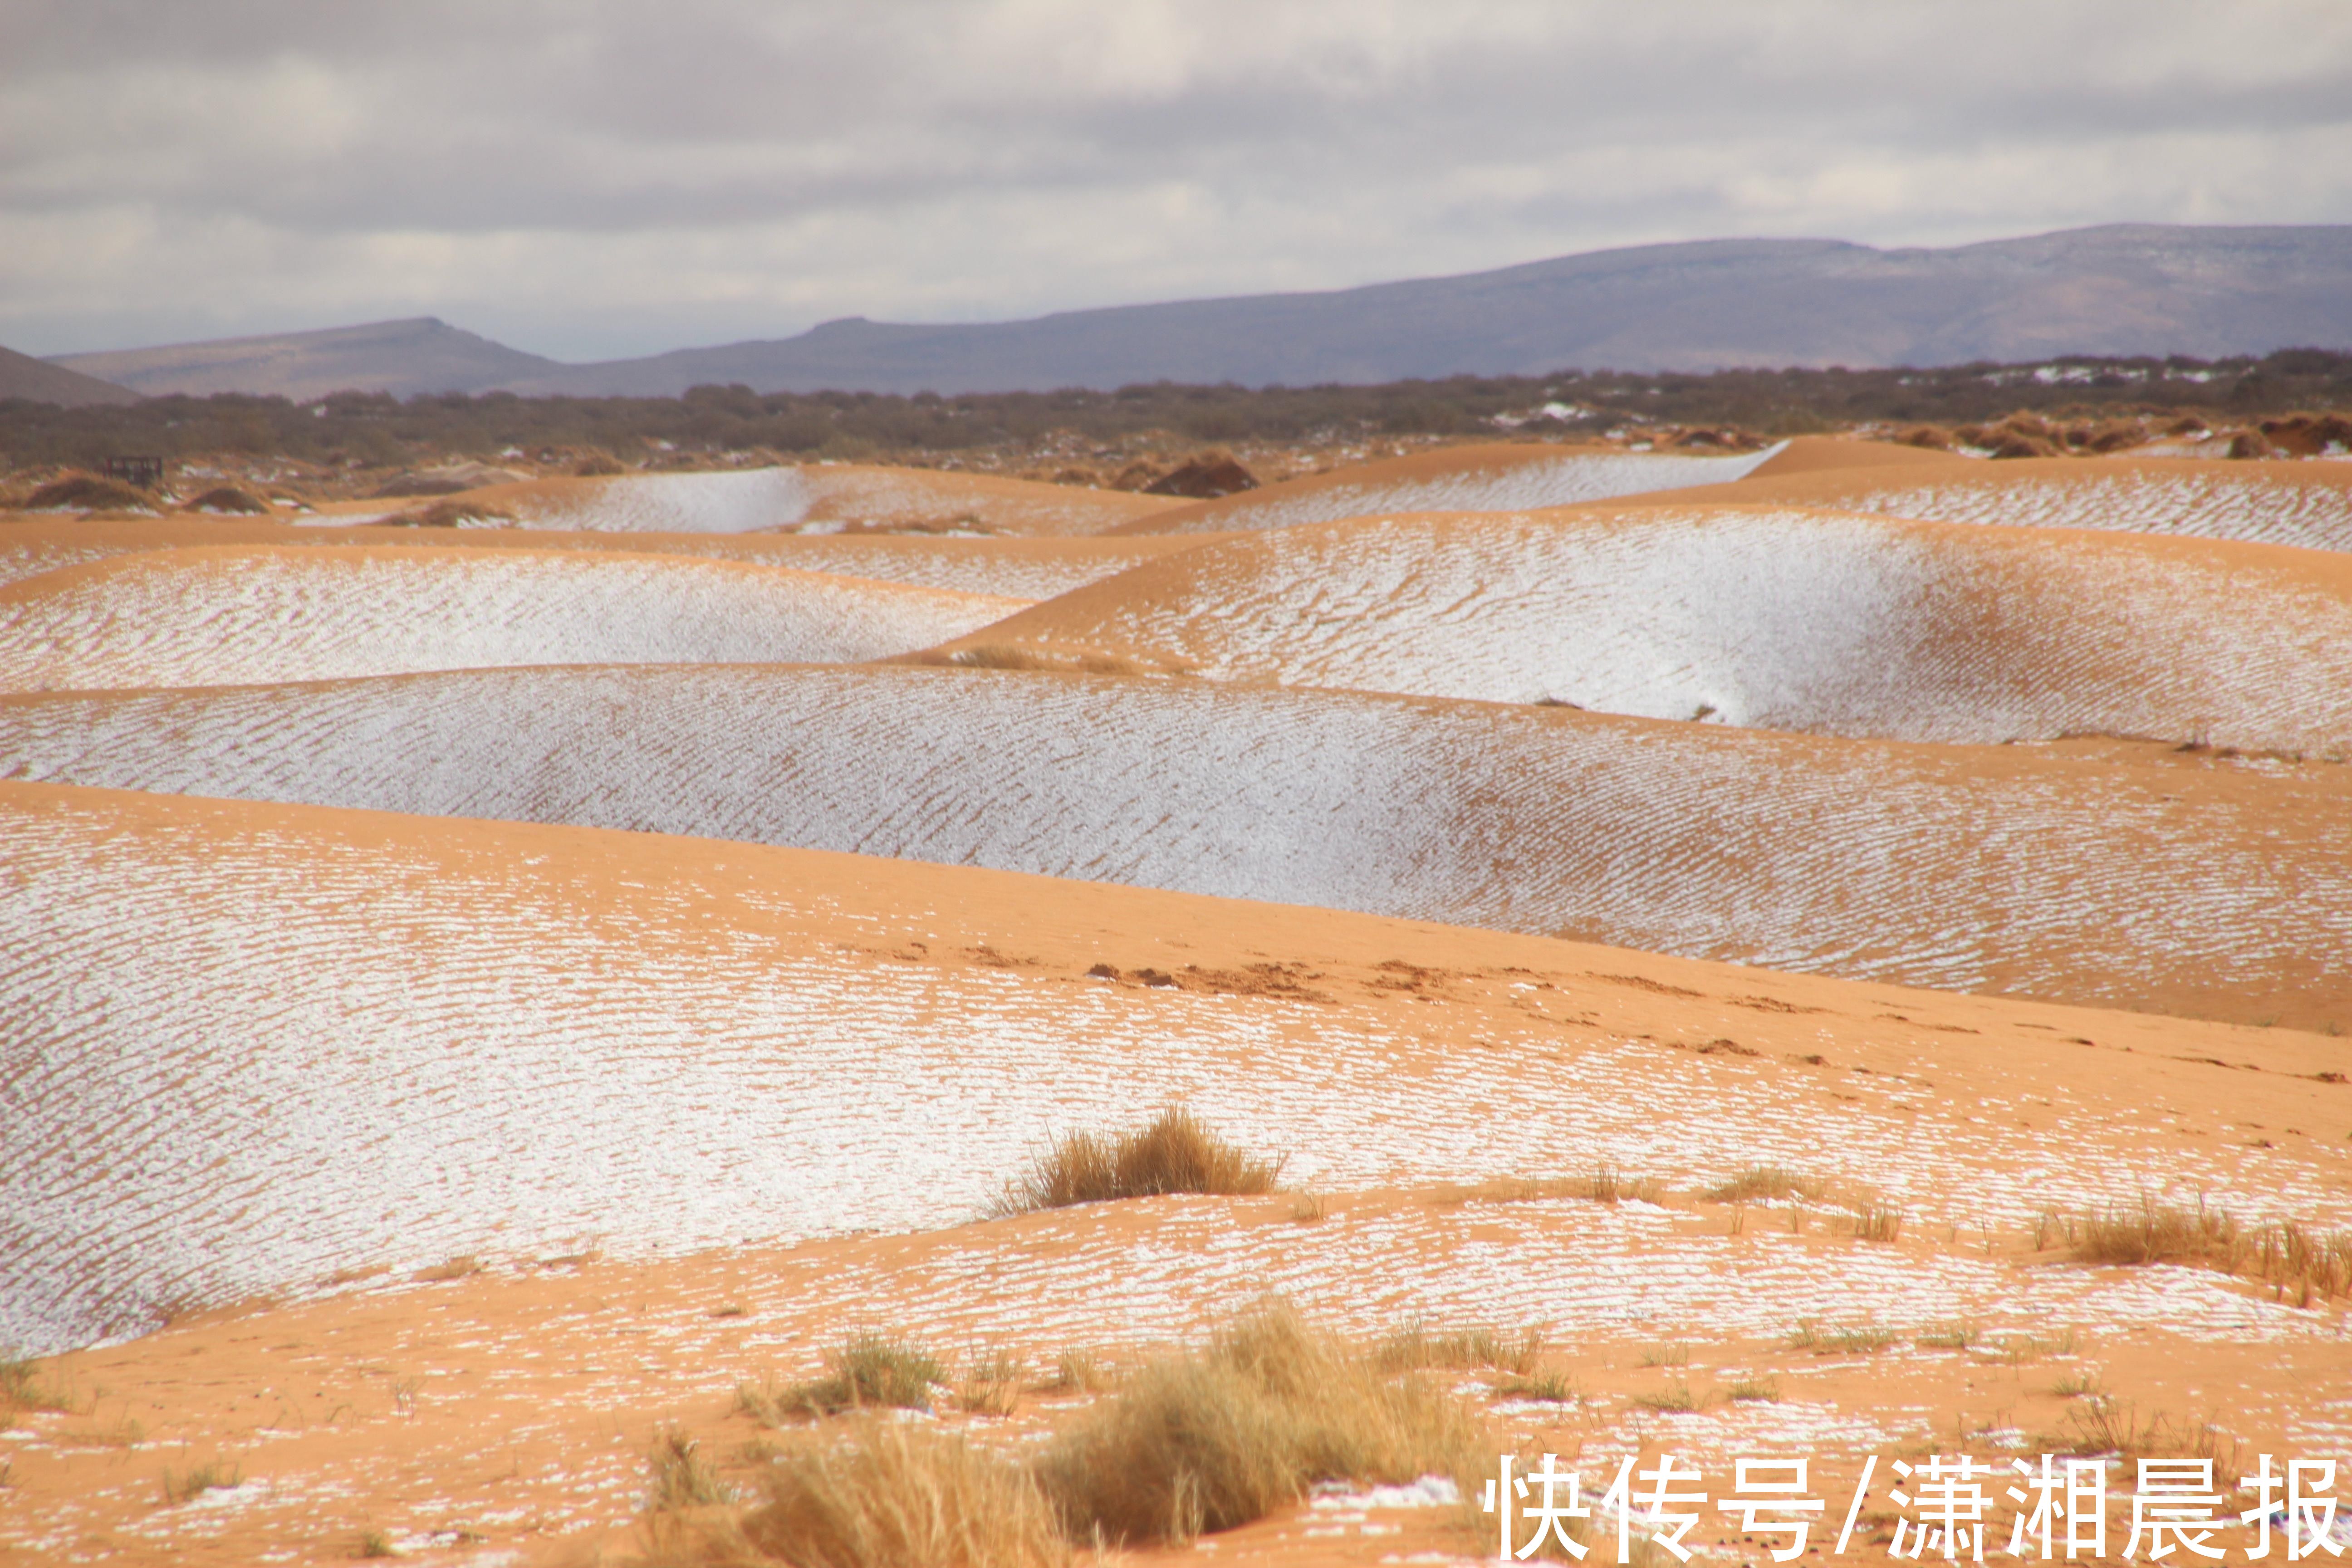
[997, 1107, 1283, 1214]
[24, 472, 155, 512]
[1030, 1299, 1482, 1546]
[380, 500, 514, 528]
[738, 1335, 944, 1422]
[182, 484, 270, 514]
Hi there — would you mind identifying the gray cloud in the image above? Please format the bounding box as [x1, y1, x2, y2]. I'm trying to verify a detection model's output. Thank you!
[3, 0, 2347, 360]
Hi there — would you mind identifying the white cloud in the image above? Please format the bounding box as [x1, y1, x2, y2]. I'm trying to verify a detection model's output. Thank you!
[1, 0, 2347, 359]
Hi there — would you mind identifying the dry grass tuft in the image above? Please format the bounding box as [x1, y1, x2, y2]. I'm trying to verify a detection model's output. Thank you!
[1035, 1348, 1112, 1396]
[678, 1416, 1071, 1568]
[356, 1527, 397, 1558]
[738, 1336, 945, 1424]
[161, 1460, 241, 1504]
[1703, 1166, 1825, 1205]
[0, 1354, 72, 1418]
[1786, 1321, 1897, 1356]
[1446, 1166, 1666, 1207]
[1724, 1376, 1782, 1403]
[997, 1107, 1284, 1214]
[1915, 1322, 1979, 1351]
[1372, 1322, 1542, 1377]
[1031, 1299, 1484, 1546]
[666, 1301, 1485, 1563]
[1495, 1371, 1577, 1404]
[649, 1428, 736, 1510]
[1846, 1200, 1905, 1242]
[2060, 1197, 2352, 1303]
[2050, 1399, 2238, 1466]
[1627, 1382, 1705, 1414]
[958, 1350, 1026, 1417]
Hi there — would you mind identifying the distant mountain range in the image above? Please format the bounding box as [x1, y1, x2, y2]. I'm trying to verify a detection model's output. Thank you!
[0, 342, 139, 407]
[39, 224, 2352, 403]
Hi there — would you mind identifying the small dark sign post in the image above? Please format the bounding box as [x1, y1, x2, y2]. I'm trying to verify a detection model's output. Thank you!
[100, 456, 166, 490]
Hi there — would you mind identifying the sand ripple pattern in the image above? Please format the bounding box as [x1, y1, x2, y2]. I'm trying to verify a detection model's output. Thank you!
[1775, 465, 2352, 554]
[3, 782, 2342, 1356]
[971, 506, 2352, 753]
[1, 663, 2343, 1023]
[0, 544, 1028, 692]
[1129, 447, 1784, 534]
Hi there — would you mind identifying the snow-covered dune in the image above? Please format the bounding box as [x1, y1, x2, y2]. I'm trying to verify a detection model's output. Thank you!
[3, 662, 2343, 1031]
[0, 514, 1205, 597]
[942, 505, 2352, 754]
[8, 778, 2340, 1360]
[1674, 454, 2352, 554]
[0, 544, 1028, 692]
[1109, 441, 1786, 534]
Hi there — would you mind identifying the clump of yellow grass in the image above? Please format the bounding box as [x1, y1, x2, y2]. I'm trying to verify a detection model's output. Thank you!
[649, 1301, 1486, 1566]
[2056, 1196, 2351, 1305]
[996, 1107, 1284, 1214]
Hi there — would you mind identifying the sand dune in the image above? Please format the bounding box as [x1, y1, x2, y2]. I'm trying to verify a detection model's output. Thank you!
[1669, 452, 2352, 552]
[2, 663, 2343, 1030]
[327, 462, 1184, 537]
[4, 776, 2342, 1362]
[1105, 440, 1787, 534]
[933, 505, 2352, 753]
[0, 544, 1025, 692]
[0, 513, 1209, 597]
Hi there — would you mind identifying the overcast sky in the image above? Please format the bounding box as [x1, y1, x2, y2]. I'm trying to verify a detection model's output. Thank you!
[4, 0, 2349, 362]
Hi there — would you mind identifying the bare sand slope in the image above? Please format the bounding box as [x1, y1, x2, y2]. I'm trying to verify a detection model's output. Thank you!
[5, 776, 2346, 1366]
[318, 463, 1182, 536]
[930, 505, 2352, 753]
[0, 514, 1211, 597]
[1662, 453, 2352, 552]
[0, 545, 1025, 693]
[2, 664, 2344, 1030]
[1104, 441, 1788, 535]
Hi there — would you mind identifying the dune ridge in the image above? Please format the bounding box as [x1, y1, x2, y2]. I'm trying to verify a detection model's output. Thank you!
[1666, 453, 2352, 552]
[1107, 441, 1787, 534]
[0, 544, 1027, 692]
[392, 463, 1182, 537]
[0, 514, 1212, 597]
[936, 505, 2352, 753]
[0, 663, 2343, 1028]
